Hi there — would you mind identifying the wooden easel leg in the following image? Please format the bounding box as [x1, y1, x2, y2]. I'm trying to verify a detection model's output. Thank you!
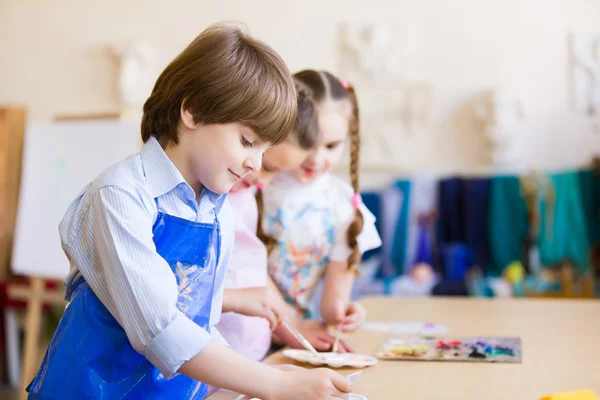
[19, 277, 44, 400]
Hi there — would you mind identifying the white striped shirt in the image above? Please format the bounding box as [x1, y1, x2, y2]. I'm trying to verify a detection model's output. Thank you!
[59, 136, 233, 379]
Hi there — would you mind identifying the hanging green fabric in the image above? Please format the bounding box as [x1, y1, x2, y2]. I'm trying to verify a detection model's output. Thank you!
[538, 171, 590, 273]
[488, 176, 529, 277]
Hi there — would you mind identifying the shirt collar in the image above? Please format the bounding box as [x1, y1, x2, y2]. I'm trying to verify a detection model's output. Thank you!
[200, 186, 228, 215]
[141, 136, 186, 199]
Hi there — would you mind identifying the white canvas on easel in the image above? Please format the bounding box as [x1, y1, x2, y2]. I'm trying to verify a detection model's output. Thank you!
[12, 120, 141, 280]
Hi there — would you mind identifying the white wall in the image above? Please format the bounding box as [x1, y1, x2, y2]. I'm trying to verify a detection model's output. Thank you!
[1, 0, 599, 175]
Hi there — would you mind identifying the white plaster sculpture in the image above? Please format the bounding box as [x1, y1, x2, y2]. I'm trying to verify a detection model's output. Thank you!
[570, 32, 600, 117]
[474, 89, 526, 167]
[341, 22, 406, 82]
[338, 21, 433, 169]
[355, 83, 433, 165]
[111, 41, 158, 120]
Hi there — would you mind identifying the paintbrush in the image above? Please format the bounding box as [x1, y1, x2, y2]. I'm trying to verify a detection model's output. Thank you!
[346, 371, 363, 384]
[282, 320, 325, 360]
[332, 323, 342, 353]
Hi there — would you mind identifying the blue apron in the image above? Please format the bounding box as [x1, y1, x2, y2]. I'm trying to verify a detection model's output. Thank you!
[27, 211, 221, 399]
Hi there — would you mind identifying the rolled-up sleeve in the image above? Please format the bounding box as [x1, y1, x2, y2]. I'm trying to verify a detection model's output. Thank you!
[67, 186, 211, 378]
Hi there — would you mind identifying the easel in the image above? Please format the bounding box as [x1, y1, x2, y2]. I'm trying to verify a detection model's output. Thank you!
[5, 111, 119, 399]
[7, 279, 65, 399]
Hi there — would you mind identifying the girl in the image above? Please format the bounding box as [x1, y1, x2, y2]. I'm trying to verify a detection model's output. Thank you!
[262, 70, 382, 334]
[217, 81, 352, 363]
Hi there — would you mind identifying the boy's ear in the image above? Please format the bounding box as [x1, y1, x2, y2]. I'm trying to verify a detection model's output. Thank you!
[180, 104, 198, 130]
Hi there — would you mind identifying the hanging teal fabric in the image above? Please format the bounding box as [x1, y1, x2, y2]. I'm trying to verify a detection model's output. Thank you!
[390, 180, 411, 276]
[488, 176, 529, 277]
[578, 169, 600, 246]
[538, 171, 590, 273]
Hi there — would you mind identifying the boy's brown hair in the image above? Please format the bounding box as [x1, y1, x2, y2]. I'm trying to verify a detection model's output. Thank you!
[141, 23, 296, 147]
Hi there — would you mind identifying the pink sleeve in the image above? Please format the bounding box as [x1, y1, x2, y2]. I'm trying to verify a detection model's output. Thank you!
[223, 189, 269, 289]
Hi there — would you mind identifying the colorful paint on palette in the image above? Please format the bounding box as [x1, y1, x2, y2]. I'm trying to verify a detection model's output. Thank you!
[376, 336, 522, 363]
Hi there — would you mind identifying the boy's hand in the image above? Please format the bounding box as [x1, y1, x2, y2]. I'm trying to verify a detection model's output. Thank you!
[274, 367, 351, 400]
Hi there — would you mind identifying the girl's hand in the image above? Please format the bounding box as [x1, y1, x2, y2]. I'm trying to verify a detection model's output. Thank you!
[225, 286, 285, 330]
[338, 301, 366, 333]
[284, 319, 355, 353]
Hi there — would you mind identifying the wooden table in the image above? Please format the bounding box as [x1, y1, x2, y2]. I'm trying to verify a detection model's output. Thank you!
[209, 296, 600, 400]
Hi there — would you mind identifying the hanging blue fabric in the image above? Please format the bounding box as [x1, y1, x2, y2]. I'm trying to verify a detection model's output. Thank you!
[442, 243, 471, 281]
[436, 178, 463, 273]
[437, 178, 464, 241]
[436, 177, 491, 275]
[27, 212, 221, 399]
[431, 243, 470, 296]
[413, 222, 433, 266]
[464, 178, 491, 272]
[389, 180, 411, 277]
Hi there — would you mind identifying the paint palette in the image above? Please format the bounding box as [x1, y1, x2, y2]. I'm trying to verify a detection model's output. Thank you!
[376, 336, 522, 363]
[282, 350, 378, 368]
[361, 321, 449, 336]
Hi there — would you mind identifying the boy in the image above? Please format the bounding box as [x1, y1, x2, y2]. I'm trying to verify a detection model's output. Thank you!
[28, 24, 350, 400]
